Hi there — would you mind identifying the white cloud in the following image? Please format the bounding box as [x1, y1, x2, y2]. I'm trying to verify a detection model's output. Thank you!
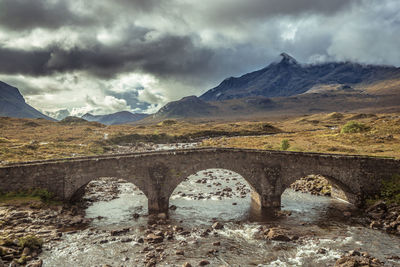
[70, 95, 130, 116]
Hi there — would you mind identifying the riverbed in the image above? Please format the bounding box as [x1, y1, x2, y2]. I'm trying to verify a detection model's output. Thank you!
[41, 169, 400, 266]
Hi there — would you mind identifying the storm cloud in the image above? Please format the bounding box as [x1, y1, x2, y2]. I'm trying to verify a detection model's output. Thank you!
[0, 0, 94, 30]
[0, 0, 399, 115]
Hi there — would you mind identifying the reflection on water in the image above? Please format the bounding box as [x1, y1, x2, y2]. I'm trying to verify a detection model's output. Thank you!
[42, 169, 400, 267]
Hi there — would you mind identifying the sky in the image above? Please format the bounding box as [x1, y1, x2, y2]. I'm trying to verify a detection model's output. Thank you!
[0, 0, 400, 117]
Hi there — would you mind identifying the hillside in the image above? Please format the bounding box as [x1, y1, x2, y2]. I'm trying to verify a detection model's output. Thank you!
[200, 53, 400, 101]
[82, 111, 148, 125]
[1, 112, 400, 164]
[151, 96, 219, 119]
[0, 81, 54, 120]
[142, 87, 400, 123]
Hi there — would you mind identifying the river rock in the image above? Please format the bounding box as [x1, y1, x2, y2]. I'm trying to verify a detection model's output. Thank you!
[366, 201, 387, 213]
[335, 251, 384, 267]
[200, 229, 211, 237]
[212, 222, 224, 230]
[265, 228, 291, 242]
[370, 221, 383, 229]
[145, 258, 157, 267]
[111, 228, 130, 236]
[26, 259, 43, 267]
[364, 201, 400, 235]
[176, 250, 184, 255]
[199, 259, 210, 266]
[146, 234, 163, 244]
[22, 247, 31, 256]
[290, 175, 331, 196]
[182, 263, 192, 267]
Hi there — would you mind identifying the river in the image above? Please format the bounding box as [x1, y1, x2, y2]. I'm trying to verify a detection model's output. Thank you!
[41, 169, 400, 266]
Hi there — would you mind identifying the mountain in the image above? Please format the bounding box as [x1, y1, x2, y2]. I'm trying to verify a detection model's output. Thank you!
[81, 111, 148, 125]
[44, 109, 70, 120]
[0, 81, 54, 120]
[152, 96, 219, 119]
[145, 53, 400, 122]
[200, 53, 400, 101]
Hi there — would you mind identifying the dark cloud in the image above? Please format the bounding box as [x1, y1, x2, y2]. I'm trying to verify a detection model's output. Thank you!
[0, 46, 51, 75]
[0, 0, 399, 114]
[108, 0, 164, 12]
[0, 0, 361, 32]
[0, 31, 214, 80]
[204, 0, 362, 20]
[0, 0, 94, 30]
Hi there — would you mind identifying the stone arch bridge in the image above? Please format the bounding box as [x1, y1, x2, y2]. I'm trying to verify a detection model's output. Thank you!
[1, 148, 399, 214]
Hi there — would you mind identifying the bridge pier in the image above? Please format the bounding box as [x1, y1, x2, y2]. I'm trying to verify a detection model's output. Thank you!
[251, 191, 281, 209]
[148, 197, 169, 215]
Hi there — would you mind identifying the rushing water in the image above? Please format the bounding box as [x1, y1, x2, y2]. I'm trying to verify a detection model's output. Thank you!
[41, 169, 400, 267]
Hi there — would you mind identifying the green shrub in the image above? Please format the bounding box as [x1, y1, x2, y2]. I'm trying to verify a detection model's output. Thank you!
[0, 235, 15, 246]
[341, 121, 369, 133]
[17, 255, 28, 265]
[30, 188, 54, 202]
[367, 174, 400, 205]
[18, 235, 43, 249]
[280, 139, 290, 151]
[0, 188, 54, 202]
[380, 174, 400, 204]
[23, 140, 40, 150]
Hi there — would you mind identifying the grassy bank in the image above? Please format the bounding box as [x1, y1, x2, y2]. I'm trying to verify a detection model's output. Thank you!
[1, 113, 399, 163]
[0, 188, 57, 207]
[0, 117, 280, 163]
[201, 113, 400, 158]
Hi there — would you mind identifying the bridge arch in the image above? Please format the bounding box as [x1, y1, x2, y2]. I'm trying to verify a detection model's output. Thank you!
[68, 176, 148, 204]
[167, 167, 259, 210]
[279, 162, 361, 205]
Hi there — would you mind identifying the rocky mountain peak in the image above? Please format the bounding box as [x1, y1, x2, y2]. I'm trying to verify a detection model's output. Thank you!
[279, 52, 298, 65]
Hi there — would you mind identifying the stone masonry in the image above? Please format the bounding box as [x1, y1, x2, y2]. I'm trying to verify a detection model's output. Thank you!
[0, 148, 399, 214]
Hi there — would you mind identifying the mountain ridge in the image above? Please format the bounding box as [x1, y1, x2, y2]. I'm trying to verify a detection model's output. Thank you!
[200, 53, 400, 101]
[82, 111, 148, 125]
[152, 95, 218, 119]
[0, 81, 54, 120]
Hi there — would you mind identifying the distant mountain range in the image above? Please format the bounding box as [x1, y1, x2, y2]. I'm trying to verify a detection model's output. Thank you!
[147, 53, 400, 121]
[0, 81, 148, 124]
[82, 111, 148, 125]
[2, 53, 400, 123]
[0, 81, 54, 120]
[200, 53, 400, 101]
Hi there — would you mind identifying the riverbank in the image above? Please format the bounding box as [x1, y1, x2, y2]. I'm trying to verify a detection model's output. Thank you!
[289, 174, 400, 236]
[0, 201, 91, 266]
